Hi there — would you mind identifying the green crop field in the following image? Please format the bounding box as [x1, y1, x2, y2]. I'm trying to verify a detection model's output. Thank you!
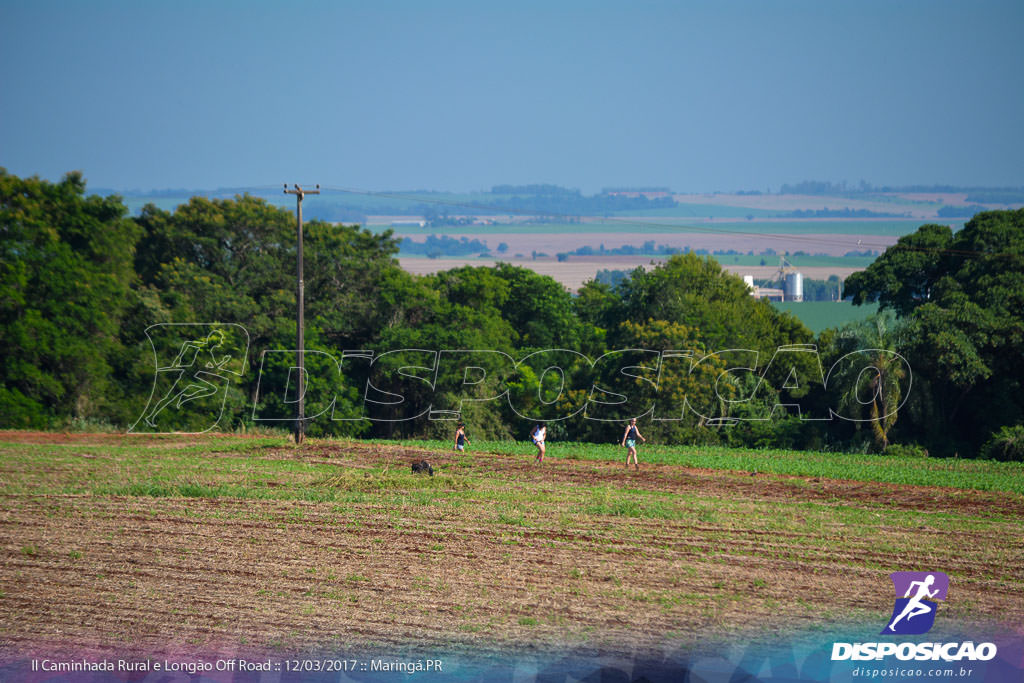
[770, 301, 881, 333]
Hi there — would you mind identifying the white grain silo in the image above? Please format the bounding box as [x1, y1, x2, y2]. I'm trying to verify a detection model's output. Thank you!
[784, 272, 803, 302]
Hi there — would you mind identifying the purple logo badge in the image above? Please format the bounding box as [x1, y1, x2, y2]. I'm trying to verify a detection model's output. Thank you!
[883, 571, 949, 635]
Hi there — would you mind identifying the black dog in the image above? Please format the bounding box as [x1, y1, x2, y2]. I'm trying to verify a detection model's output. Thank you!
[411, 459, 434, 476]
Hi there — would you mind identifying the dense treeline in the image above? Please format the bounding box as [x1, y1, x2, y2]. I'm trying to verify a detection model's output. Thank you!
[399, 235, 489, 257]
[2, 170, 1022, 459]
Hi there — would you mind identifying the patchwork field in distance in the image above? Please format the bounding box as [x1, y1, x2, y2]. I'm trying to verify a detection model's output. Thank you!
[399, 257, 866, 292]
[389, 220, 904, 292]
[1, 432, 1021, 663]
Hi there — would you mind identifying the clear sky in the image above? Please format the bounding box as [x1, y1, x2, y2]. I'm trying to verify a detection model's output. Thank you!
[1, 0, 1022, 194]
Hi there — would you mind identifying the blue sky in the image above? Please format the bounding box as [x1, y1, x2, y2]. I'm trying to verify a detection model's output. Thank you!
[1, 0, 1022, 193]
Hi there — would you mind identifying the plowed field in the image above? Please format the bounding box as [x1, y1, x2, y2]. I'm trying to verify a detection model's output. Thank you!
[1, 433, 1021, 662]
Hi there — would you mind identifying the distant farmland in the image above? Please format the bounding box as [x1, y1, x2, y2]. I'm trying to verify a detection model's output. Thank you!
[374, 218, 936, 239]
[400, 256, 865, 293]
[388, 228, 895, 258]
[114, 187, 999, 301]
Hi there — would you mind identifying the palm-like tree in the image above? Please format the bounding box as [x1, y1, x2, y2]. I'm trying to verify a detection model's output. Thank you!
[831, 312, 911, 451]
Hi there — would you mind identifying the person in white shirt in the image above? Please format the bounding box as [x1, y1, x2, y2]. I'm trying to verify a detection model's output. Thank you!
[531, 423, 547, 464]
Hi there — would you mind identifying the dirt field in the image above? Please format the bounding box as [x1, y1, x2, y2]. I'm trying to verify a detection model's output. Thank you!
[400, 256, 865, 291]
[1, 433, 1022, 663]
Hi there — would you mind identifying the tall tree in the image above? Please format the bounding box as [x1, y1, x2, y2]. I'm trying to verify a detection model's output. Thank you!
[134, 195, 406, 433]
[490, 263, 580, 350]
[828, 312, 912, 451]
[613, 253, 813, 357]
[842, 210, 1024, 455]
[844, 224, 952, 316]
[0, 170, 140, 426]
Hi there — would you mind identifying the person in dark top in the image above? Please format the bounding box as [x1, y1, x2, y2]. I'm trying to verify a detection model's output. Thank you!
[621, 417, 646, 470]
[454, 422, 470, 452]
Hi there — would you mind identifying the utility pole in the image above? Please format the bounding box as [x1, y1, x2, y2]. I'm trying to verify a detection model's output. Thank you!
[284, 183, 319, 444]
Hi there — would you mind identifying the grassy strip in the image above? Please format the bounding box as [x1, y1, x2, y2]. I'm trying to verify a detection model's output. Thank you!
[373, 439, 1024, 495]
[3, 434, 1022, 495]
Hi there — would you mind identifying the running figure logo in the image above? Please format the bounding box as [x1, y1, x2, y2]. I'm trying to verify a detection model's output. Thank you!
[132, 323, 249, 433]
[883, 571, 949, 635]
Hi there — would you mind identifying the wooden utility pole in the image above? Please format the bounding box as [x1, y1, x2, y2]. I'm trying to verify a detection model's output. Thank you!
[284, 183, 319, 444]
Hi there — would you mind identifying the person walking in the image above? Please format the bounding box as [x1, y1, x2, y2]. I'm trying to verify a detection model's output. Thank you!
[454, 422, 470, 452]
[531, 423, 547, 464]
[621, 418, 646, 470]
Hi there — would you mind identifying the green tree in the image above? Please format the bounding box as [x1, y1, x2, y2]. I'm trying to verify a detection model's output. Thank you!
[0, 170, 140, 426]
[573, 279, 619, 357]
[614, 253, 813, 357]
[614, 319, 733, 443]
[491, 263, 580, 350]
[844, 224, 953, 315]
[365, 267, 518, 439]
[134, 195, 405, 434]
[576, 256, 817, 446]
[828, 312, 911, 451]
[841, 210, 1024, 455]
